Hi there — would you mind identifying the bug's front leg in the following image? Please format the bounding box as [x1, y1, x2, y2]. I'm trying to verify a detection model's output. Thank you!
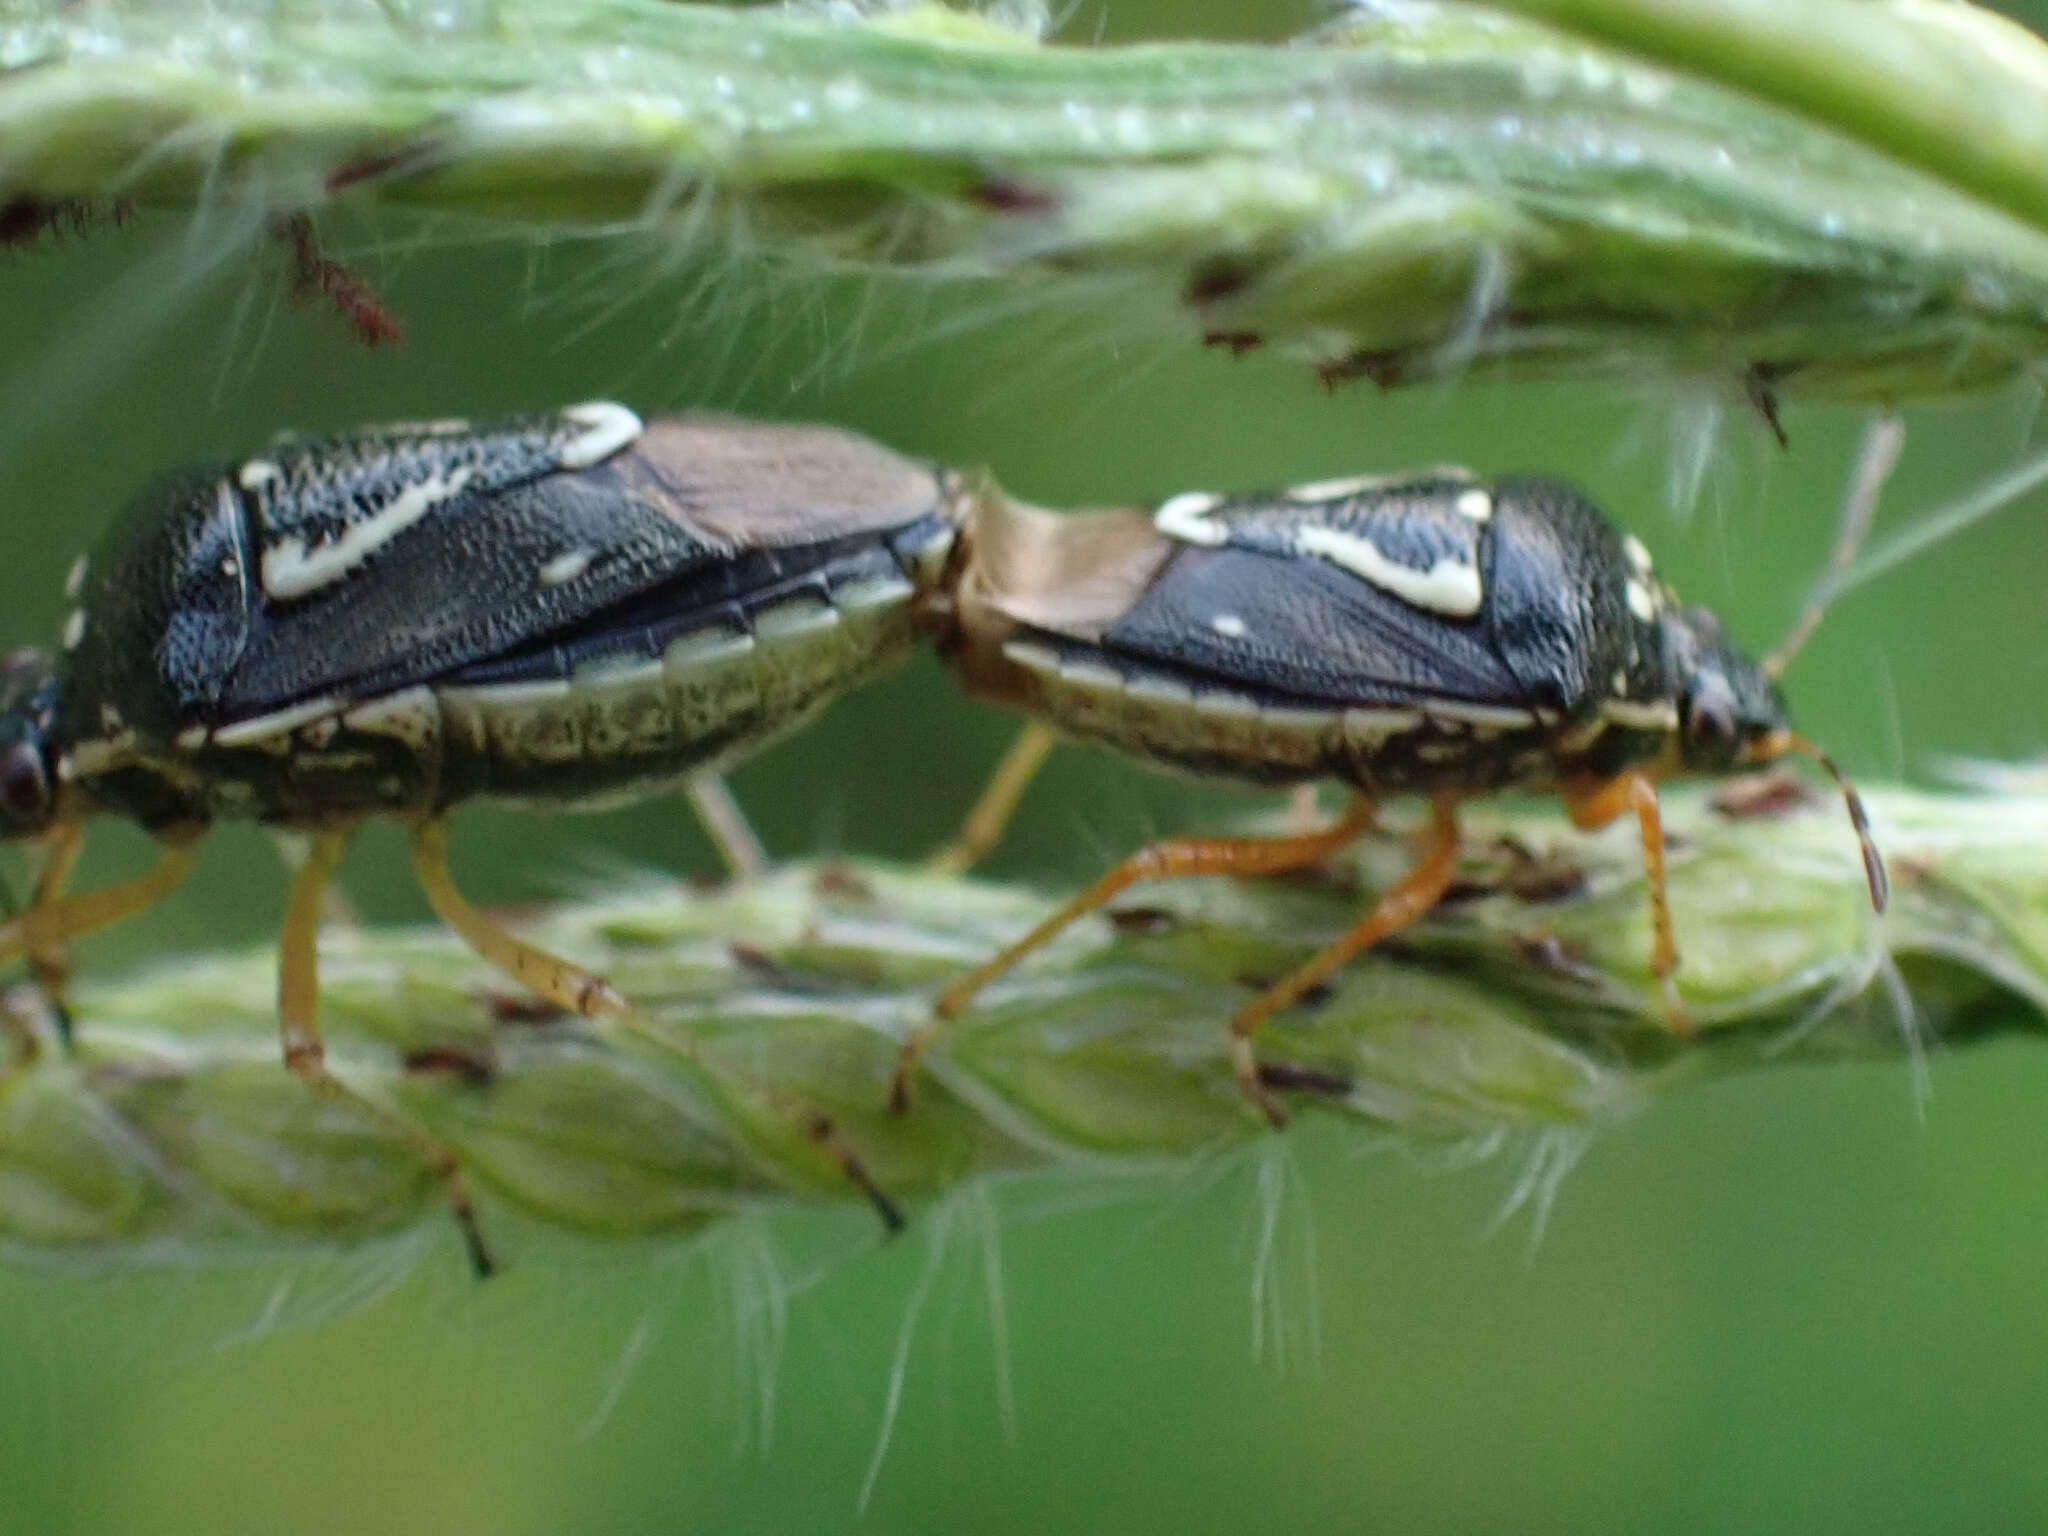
[1562, 769, 1690, 1033]
[23, 823, 84, 1038]
[1228, 795, 1462, 1126]
[279, 825, 497, 1277]
[894, 793, 1378, 1116]
[0, 830, 200, 973]
[407, 817, 627, 1020]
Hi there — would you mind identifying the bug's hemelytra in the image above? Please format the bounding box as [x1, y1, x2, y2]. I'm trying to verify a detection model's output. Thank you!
[896, 452, 1891, 1122]
[0, 403, 957, 1267]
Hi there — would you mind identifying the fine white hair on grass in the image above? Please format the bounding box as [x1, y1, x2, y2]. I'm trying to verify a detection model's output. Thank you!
[1479, 1125, 1594, 1262]
[575, 1313, 658, 1444]
[859, 1196, 956, 1513]
[1242, 1135, 1321, 1376]
[211, 1230, 436, 1348]
[710, 1215, 795, 1455]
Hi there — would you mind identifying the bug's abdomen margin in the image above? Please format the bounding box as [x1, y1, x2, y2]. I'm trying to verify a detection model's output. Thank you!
[429, 520, 947, 810]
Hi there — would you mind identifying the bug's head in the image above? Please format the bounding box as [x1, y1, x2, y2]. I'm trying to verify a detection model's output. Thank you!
[1664, 604, 1790, 775]
[1659, 601, 1888, 913]
[0, 648, 61, 840]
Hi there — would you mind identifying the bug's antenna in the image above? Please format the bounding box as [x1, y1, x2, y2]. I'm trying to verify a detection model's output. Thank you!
[1765, 414, 1905, 679]
[1778, 732, 1890, 913]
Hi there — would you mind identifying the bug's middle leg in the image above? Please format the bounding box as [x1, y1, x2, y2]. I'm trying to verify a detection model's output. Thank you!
[1228, 794, 1462, 1127]
[892, 791, 1377, 1114]
[1563, 768, 1688, 1032]
[280, 825, 496, 1277]
[408, 817, 626, 1020]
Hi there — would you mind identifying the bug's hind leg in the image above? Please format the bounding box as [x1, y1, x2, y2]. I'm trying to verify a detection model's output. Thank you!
[1562, 769, 1689, 1033]
[281, 826, 497, 1278]
[894, 792, 1377, 1115]
[1228, 795, 1461, 1126]
[926, 722, 1058, 875]
[408, 817, 626, 1020]
[412, 817, 906, 1234]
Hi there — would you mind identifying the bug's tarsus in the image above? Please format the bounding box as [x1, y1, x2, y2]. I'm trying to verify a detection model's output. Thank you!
[1767, 413, 1906, 679]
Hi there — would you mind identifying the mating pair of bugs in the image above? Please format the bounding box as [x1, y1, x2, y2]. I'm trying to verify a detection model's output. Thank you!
[0, 403, 1887, 1269]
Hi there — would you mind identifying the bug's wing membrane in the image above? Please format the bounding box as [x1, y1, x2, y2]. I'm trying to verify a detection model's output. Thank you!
[1099, 546, 1525, 707]
[217, 413, 945, 717]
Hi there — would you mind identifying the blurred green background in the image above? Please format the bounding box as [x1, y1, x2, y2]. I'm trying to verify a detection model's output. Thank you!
[3, 2, 2048, 1532]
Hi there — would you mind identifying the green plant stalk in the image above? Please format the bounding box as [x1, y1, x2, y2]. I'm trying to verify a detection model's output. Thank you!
[0, 782, 2040, 1261]
[5, 1, 2048, 401]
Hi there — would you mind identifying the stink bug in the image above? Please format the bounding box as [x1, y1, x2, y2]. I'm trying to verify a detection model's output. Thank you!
[896, 435, 1894, 1122]
[0, 403, 954, 1266]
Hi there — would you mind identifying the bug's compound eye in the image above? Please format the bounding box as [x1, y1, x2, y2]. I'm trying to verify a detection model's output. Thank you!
[0, 741, 50, 830]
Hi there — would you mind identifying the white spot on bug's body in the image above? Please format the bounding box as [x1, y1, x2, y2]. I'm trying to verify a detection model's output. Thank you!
[237, 459, 282, 493]
[1295, 526, 1484, 617]
[67, 734, 135, 776]
[213, 696, 344, 748]
[97, 703, 122, 732]
[1211, 613, 1248, 638]
[220, 557, 239, 579]
[55, 751, 74, 782]
[61, 610, 86, 651]
[558, 402, 644, 470]
[752, 598, 840, 642]
[174, 725, 208, 751]
[1625, 579, 1658, 622]
[1612, 669, 1629, 694]
[1622, 535, 1654, 575]
[538, 550, 594, 588]
[1124, 674, 1193, 708]
[1154, 491, 1225, 546]
[1603, 699, 1680, 731]
[1286, 473, 1392, 503]
[1054, 656, 1126, 693]
[1000, 639, 1062, 676]
[261, 467, 477, 601]
[1425, 700, 1537, 730]
[1341, 708, 1424, 742]
[1454, 488, 1494, 522]
[63, 554, 88, 599]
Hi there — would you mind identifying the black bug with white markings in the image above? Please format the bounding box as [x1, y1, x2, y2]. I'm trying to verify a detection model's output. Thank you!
[900, 462, 1890, 1119]
[0, 403, 954, 1266]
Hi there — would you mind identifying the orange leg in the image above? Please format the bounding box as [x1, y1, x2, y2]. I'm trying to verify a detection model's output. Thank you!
[891, 793, 1377, 1114]
[409, 817, 626, 1019]
[24, 823, 85, 1035]
[1562, 769, 1689, 1033]
[281, 825, 497, 1277]
[1229, 795, 1462, 1125]
[0, 833, 199, 966]
[927, 722, 1058, 876]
